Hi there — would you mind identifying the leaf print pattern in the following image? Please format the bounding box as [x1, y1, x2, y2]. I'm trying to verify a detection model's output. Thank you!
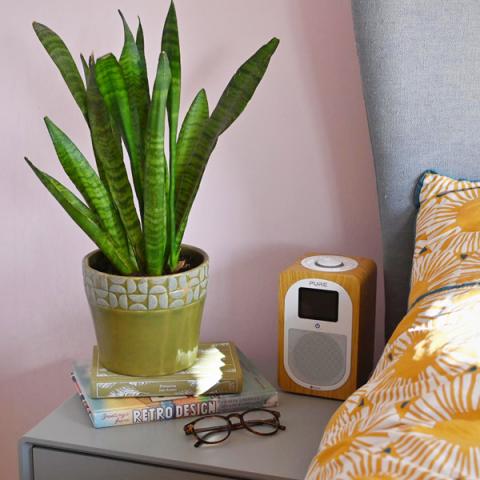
[306, 173, 480, 479]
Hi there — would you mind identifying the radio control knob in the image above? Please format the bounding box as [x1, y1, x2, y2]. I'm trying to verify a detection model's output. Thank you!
[301, 255, 357, 272]
[314, 256, 344, 268]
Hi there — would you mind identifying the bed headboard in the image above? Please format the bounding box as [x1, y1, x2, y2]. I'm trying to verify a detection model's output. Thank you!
[351, 0, 480, 339]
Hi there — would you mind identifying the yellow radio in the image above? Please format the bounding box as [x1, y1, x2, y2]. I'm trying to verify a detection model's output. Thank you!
[278, 255, 376, 400]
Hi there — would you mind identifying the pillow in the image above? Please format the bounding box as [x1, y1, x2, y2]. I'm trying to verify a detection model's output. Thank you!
[409, 171, 480, 308]
[306, 171, 480, 480]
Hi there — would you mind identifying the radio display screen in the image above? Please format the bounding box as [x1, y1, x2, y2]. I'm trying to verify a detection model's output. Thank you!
[298, 288, 339, 322]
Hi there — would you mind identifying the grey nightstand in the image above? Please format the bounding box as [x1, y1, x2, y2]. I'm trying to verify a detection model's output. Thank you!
[18, 366, 340, 480]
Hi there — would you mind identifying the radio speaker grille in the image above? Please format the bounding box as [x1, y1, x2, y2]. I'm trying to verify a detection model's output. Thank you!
[287, 329, 347, 387]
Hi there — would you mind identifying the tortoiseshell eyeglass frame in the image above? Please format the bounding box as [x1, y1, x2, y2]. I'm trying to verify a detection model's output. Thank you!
[184, 408, 286, 447]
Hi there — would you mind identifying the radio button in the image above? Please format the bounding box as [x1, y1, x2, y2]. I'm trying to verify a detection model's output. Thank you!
[315, 256, 344, 268]
[301, 255, 358, 272]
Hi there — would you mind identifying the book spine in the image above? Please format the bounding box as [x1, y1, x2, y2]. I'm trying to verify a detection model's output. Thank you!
[214, 391, 279, 415]
[206, 379, 240, 395]
[71, 373, 96, 426]
[127, 391, 279, 427]
[82, 390, 278, 429]
[94, 377, 241, 398]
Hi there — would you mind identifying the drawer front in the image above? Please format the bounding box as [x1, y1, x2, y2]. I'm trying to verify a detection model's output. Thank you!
[33, 447, 236, 480]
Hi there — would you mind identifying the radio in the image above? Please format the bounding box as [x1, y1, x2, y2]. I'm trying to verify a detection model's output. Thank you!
[278, 254, 376, 400]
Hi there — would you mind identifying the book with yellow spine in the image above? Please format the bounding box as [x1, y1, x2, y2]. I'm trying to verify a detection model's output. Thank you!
[90, 342, 242, 398]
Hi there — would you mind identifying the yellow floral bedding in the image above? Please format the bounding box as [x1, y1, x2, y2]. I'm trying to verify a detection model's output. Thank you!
[306, 172, 480, 479]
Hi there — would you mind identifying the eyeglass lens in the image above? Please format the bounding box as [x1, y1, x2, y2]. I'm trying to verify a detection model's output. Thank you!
[193, 415, 231, 444]
[242, 409, 279, 434]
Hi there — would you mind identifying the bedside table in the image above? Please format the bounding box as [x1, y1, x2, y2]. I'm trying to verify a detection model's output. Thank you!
[18, 366, 340, 480]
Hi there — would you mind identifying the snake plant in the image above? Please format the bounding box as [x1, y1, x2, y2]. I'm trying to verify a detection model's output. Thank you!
[26, 3, 279, 276]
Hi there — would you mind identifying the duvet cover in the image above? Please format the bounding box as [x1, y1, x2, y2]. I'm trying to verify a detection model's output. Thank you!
[307, 172, 480, 479]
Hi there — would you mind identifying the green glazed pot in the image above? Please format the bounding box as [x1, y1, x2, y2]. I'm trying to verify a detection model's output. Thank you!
[82, 245, 208, 376]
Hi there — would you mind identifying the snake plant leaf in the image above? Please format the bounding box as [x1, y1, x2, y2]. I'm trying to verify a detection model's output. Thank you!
[209, 37, 280, 135]
[174, 37, 279, 250]
[44, 117, 132, 260]
[144, 52, 171, 275]
[161, 2, 181, 139]
[32, 22, 88, 119]
[79, 53, 113, 192]
[80, 54, 89, 83]
[135, 17, 146, 71]
[170, 89, 208, 266]
[161, 3, 181, 121]
[135, 18, 148, 137]
[81, 53, 115, 200]
[135, 16, 148, 109]
[176, 89, 209, 185]
[95, 54, 144, 210]
[25, 158, 136, 275]
[86, 62, 144, 268]
[119, 11, 150, 140]
[161, 1, 181, 269]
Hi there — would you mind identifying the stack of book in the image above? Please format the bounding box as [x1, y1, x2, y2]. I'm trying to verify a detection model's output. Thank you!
[72, 342, 279, 428]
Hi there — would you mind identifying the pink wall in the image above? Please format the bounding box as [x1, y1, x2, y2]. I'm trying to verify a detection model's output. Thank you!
[2, 1, 382, 477]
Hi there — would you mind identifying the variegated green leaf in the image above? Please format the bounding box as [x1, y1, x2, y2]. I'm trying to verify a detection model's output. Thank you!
[161, 3, 181, 123]
[144, 52, 171, 275]
[80, 54, 89, 83]
[209, 38, 279, 135]
[86, 61, 144, 269]
[176, 89, 209, 188]
[44, 117, 132, 260]
[119, 11, 150, 141]
[136, 18, 148, 80]
[171, 89, 208, 265]
[174, 37, 279, 250]
[161, 2, 181, 269]
[161, 2, 181, 139]
[80, 53, 114, 201]
[95, 54, 144, 210]
[25, 158, 136, 275]
[33, 22, 87, 118]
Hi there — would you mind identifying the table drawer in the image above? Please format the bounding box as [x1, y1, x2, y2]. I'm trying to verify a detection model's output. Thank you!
[33, 447, 236, 480]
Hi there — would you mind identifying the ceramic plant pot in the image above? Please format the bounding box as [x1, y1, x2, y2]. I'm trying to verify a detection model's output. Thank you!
[83, 245, 208, 376]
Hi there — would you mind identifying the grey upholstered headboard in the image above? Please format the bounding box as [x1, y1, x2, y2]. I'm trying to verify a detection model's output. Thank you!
[351, 1, 480, 339]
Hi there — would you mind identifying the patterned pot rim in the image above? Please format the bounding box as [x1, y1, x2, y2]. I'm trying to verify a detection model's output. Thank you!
[83, 244, 209, 311]
[83, 244, 209, 280]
